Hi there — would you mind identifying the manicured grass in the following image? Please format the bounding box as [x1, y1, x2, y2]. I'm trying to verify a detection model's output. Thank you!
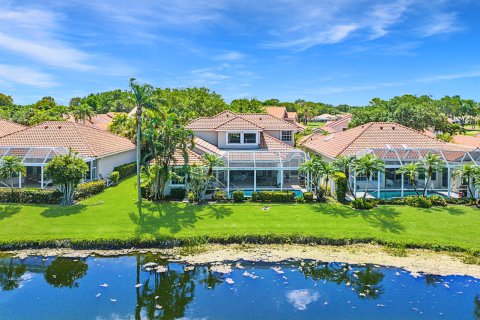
[0, 176, 479, 251]
[462, 125, 480, 136]
[306, 121, 326, 129]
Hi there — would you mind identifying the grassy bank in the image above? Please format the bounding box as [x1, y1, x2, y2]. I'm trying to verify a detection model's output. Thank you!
[0, 176, 479, 253]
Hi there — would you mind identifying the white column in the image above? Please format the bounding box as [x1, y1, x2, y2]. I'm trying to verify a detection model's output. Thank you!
[377, 171, 381, 198]
[18, 172, 22, 188]
[447, 167, 451, 198]
[401, 173, 404, 198]
[226, 170, 230, 194]
[353, 172, 356, 197]
[253, 170, 257, 192]
[41, 166, 44, 189]
[280, 169, 284, 190]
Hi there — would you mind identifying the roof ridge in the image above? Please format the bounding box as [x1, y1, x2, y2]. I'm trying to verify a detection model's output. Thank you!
[336, 122, 374, 156]
[215, 114, 263, 130]
[72, 122, 99, 157]
[243, 113, 303, 130]
[0, 121, 30, 139]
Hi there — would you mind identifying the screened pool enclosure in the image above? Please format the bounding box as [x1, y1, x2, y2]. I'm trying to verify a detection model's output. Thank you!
[351, 146, 480, 198]
[0, 147, 96, 189]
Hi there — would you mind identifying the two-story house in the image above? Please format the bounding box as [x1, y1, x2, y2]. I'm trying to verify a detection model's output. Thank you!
[171, 110, 308, 195]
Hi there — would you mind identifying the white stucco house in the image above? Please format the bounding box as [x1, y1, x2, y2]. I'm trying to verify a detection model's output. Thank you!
[0, 121, 136, 188]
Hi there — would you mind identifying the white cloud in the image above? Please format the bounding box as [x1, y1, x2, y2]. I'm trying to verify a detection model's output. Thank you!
[214, 51, 246, 61]
[416, 70, 480, 83]
[418, 12, 461, 37]
[0, 65, 57, 87]
[286, 289, 320, 311]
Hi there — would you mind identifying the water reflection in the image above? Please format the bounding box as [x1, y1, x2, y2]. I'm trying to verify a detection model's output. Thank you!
[475, 294, 480, 320]
[45, 258, 88, 288]
[0, 258, 26, 291]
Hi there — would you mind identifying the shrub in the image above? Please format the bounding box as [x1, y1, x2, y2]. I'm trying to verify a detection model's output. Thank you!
[351, 198, 377, 210]
[429, 194, 447, 207]
[109, 171, 120, 184]
[333, 172, 347, 203]
[250, 191, 295, 202]
[232, 190, 244, 202]
[74, 180, 106, 200]
[187, 191, 196, 203]
[113, 162, 136, 179]
[296, 196, 306, 203]
[0, 188, 62, 204]
[404, 195, 432, 208]
[445, 198, 470, 205]
[302, 192, 314, 202]
[213, 190, 228, 201]
[169, 187, 186, 200]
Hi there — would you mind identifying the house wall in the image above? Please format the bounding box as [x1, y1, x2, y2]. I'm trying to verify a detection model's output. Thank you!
[265, 130, 295, 147]
[217, 131, 260, 149]
[96, 150, 136, 179]
[194, 131, 218, 145]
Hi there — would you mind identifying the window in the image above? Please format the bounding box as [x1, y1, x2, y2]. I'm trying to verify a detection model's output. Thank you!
[227, 133, 241, 144]
[243, 133, 257, 144]
[281, 131, 292, 142]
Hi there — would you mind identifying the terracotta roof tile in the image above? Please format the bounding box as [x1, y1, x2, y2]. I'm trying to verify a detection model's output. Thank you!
[172, 149, 205, 166]
[216, 116, 263, 130]
[259, 132, 294, 151]
[300, 122, 470, 159]
[193, 137, 222, 155]
[66, 112, 125, 130]
[322, 114, 352, 133]
[265, 106, 287, 119]
[0, 120, 26, 137]
[0, 121, 135, 158]
[452, 135, 480, 148]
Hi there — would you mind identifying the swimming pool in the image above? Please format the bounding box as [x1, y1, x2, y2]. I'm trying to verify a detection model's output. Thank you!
[369, 190, 444, 199]
[228, 189, 304, 198]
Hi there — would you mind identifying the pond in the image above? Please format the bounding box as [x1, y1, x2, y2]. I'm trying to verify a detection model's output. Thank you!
[0, 254, 479, 319]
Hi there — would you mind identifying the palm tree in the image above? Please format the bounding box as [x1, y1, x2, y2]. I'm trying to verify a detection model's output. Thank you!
[299, 158, 321, 199]
[333, 156, 357, 196]
[72, 103, 95, 124]
[453, 164, 479, 201]
[129, 78, 156, 206]
[318, 161, 337, 194]
[299, 156, 334, 201]
[0, 156, 26, 195]
[397, 162, 423, 196]
[353, 153, 385, 203]
[420, 153, 445, 197]
[202, 153, 224, 177]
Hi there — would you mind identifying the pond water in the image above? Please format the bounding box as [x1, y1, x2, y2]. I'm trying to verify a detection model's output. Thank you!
[0, 254, 479, 319]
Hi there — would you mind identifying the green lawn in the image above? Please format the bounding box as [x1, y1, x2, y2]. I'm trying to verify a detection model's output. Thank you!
[0, 176, 479, 251]
[306, 121, 326, 129]
[462, 124, 480, 136]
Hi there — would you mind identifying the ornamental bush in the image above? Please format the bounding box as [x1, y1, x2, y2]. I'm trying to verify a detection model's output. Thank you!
[113, 162, 136, 179]
[213, 190, 228, 201]
[351, 198, 377, 210]
[333, 172, 348, 203]
[74, 180, 106, 200]
[0, 188, 62, 204]
[404, 195, 432, 208]
[251, 191, 295, 202]
[232, 190, 245, 202]
[169, 187, 186, 200]
[429, 194, 447, 207]
[302, 192, 314, 202]
[109, 171, 120, 184]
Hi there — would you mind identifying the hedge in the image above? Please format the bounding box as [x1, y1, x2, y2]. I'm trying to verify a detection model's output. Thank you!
[232, 190, 245, 202]
[0, 188, 62, 204]
[113, 162, 136, 179]
[333, 172, 347, 203]
[302, 192, 314, 202]
[74, 180, 106, 200]
[251, 191, 295, 202]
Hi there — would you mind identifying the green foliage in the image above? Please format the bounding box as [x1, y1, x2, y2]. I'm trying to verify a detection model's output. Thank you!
[353, 154, 385, 202]
[429, 195, 447, 207]
[333, 172, 348, 202]
[186, 166, 210, 203]
[251, 191, 295, 202]
[0, 156, 26, 191]
[0, 188, 62, 204]
[299, 156, 337, 201]
[351, 198, 377, 210]
[213, 190, 228, 201]
[169, 188, 186, 200]
[113, 162, 136, 179]
[232, 190, 244, 202]
[74, 180, 106, 200]
[404, 195, 432, 208]
[109, 171, 120, 184]
[108, 113, 135, 139]
[230, 98, 265, 113]
[71, 103, 95, 123]
[44, 150, 88, 205]
[302, 192, 314, 201]
[187, 191, 196, 203]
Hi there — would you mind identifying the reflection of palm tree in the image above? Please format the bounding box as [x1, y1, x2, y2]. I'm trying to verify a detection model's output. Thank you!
[0, 258, 27, 291]
[44, 258, 88, 288]
[197, 266, 223, 290]
[352, 265, 384, 300]
[474, 294, 480, 320]
[424, 274, 442, 287]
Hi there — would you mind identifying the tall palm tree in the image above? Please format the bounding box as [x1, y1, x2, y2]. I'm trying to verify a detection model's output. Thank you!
[353, 153, 385, 203]
[299, 156, 334, 201]
[202, 153, 224, 177]
[0, 156, 26, 195]
[72, 103, 95, 124]
[397, 162, 423, 196]
[420, 153, 445, 197]
[453, 164, 479, 200]
[129, 78, 156, 206]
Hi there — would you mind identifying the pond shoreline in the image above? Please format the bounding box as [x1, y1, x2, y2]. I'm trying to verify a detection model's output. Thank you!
[6, 244, 480, 279]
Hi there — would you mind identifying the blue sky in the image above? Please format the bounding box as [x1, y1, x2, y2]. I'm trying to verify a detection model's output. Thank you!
[0, 0, 479, 106]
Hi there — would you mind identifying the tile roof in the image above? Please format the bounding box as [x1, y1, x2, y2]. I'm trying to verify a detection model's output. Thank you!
[0, 121, 135, 158]
[0, 120, 26, 137]
[193, 137, 222, 155]
[265, 106, 287, 119]
[452, 135, 480, 148]
[172, 149, 205, 166]
[259, 132, 294, 150]
[322, 114, 352, 133]
[300, 122, 471, 159]
[66, 112, 125, 130]
[186, 110, 301, 131]
[287, 112, 297, 119]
